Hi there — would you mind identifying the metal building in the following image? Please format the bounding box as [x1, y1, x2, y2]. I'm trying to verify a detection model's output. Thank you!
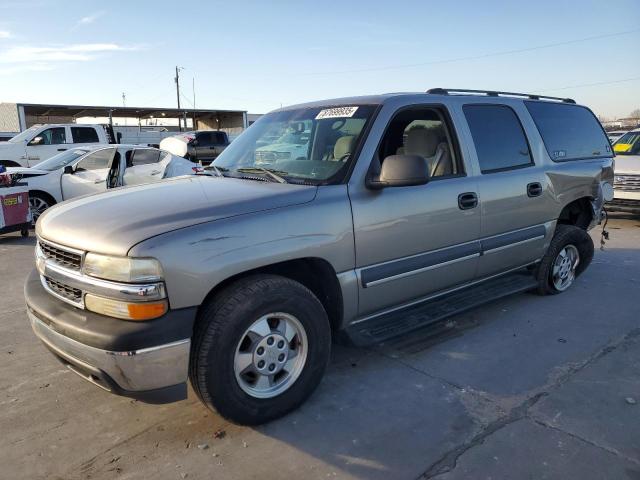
[0, 102, 248, 138]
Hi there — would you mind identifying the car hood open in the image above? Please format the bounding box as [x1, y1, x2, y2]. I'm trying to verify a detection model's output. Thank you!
[37, 176, 317, 256]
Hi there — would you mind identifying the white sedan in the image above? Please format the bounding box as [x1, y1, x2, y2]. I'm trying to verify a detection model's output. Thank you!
[8, 144, 200, 221]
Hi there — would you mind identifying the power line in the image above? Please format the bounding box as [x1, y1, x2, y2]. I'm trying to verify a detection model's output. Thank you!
[300, 28, 640, 76]
[537, 76, 640, 92]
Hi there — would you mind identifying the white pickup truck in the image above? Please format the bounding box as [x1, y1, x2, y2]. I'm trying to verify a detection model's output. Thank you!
[0, 124, 114, 168]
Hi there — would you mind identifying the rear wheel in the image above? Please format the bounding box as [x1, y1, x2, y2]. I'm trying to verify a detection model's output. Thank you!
[534, 224, 594, 295]
[190, 274, 331, 425]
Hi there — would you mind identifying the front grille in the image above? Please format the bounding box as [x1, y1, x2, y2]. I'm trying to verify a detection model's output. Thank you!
[614, 174, 640, 192]
[39, 241, 82, 271]
[44, 277, 82, 303]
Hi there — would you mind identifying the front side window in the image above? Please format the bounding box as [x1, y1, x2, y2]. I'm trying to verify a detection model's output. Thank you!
[464, 104, 532, 173]
[31, 127, 66, 145]
[377, 107, 461, 178]
[131, 149, 161, 166]
[525, 101, 610, 161]
[213, 105, 376, 184]
[71, 127, 100, 143]
[75, 148, 115, 171]
[34, 148, 89, 171]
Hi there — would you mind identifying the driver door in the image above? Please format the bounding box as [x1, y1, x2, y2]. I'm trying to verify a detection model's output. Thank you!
[61, 148, 115, 200]
[26, 126, 69, 167]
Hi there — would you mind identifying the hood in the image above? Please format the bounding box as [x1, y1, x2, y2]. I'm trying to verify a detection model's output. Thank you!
[6, 167, 49, 177]
[614, 155, 640, 174]
[37, 175, 317, 256]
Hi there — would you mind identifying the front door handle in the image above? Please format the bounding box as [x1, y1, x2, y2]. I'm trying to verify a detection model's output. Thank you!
[57, 148, 67, 152]
[458, 192, 478, 210]
[527, 182, 543, 197]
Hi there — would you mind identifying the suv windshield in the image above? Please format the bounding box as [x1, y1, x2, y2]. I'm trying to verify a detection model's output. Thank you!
[614, 131, 640, 155]
[213, 105, 376, 183]
[33, 148, 90, 171]
[8, 126, 40, 143]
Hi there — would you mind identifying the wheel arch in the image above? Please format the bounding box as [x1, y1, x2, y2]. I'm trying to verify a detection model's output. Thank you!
[197, 257, 344, 335]
[557, 196, 593, 230]
[29, 189, 57, 207]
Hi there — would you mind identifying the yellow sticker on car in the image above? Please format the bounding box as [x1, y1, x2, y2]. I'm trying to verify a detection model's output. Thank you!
[614, 143, 632, 153]
[3, 197, 17, 206]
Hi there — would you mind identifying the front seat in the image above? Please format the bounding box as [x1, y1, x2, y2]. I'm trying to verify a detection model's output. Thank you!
[332, 135, 356, 161]
[404, 128, 452, 177]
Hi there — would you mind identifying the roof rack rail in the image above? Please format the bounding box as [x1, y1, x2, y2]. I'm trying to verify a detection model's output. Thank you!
[426, 88, 576, 104]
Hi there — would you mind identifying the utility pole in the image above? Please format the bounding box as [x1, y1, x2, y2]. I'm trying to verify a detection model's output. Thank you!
[122, 92, 126, 126]
[192, 77, 196, 130]
[175, 66, 182, 131]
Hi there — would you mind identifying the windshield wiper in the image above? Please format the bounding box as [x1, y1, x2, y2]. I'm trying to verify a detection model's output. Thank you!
[206, 164, 227, 177]
[236, 167, 288, 184]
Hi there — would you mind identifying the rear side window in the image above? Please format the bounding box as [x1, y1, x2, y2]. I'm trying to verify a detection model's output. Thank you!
[214, 132, 227, 144]
[71, 127, 100, 143]
[525, 102, 610, 161]
[196, 132, 213, 146]
[463, 104, 532, 173]
[131, 149, 161, 166]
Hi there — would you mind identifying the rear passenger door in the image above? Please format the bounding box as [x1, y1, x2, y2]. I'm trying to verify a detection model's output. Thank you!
[122, 148, 163, 186]
[462, 103, 553, 277]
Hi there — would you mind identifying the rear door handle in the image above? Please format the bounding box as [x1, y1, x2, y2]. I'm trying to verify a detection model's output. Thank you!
[458, 192, 478, 210]
[57, 148, 67, 152]
[527, 182, 543, 197]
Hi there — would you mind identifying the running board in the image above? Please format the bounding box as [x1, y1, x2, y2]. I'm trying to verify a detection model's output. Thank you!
[345, 271, 537, 347]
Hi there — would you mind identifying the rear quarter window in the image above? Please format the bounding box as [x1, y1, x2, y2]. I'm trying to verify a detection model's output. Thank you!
[524, 102, 611, 161]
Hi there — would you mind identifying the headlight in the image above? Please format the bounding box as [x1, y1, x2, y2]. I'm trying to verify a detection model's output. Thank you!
[83, 253, 163, 283]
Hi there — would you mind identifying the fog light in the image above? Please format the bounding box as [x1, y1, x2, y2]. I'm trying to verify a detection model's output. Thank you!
[85, 294, 168, 321]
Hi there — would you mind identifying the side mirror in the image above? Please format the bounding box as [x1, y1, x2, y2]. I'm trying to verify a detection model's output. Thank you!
[63, 165, 75, 174]
[367, 154, 429, 190]
[29, 136, 44, 146]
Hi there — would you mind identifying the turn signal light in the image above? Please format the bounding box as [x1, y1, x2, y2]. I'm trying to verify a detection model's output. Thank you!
[85, 294, 168, 321]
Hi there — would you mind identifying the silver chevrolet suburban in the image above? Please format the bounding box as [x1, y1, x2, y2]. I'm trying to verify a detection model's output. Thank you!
[26, 89, 614, 425]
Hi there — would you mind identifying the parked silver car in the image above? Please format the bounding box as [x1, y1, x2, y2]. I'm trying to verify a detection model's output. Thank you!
[26, 89, 614, 424]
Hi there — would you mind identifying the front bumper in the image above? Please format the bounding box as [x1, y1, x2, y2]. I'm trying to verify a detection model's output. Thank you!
[25, 269, 195, 402]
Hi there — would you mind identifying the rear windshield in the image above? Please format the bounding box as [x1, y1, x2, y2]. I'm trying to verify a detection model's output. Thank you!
[525, 102, 611, 162]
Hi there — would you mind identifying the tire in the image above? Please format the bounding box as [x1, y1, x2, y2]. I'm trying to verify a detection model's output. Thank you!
[534, 224, 594, 295]
[189, 274, 331, 425]
[29, 192, 54, 224]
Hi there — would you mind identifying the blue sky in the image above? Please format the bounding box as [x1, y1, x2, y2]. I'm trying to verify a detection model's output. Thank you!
[0, 0, 639, 117]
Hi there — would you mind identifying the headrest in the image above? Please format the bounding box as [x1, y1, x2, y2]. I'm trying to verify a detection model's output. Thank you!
[334, 135, 356, 160]
[405, 128, 439, 158]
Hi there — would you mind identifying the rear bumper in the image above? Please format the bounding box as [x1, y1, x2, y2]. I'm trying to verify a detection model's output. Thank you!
[25, 269, 195, 402]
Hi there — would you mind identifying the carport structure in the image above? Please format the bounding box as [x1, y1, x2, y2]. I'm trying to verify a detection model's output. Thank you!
[0, 102, 248, 137]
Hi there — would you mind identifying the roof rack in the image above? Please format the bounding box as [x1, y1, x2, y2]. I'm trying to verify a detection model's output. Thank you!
[426, 88, 576, 104]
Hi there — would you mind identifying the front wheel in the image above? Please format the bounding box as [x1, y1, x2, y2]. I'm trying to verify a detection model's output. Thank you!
[534, 224, 594, 295]
[29, 193, 54, 224]
[189, 274, 331, 425]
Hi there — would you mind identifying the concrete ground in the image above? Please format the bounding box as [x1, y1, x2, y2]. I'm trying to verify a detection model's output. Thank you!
[1, 216, 639, 480]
